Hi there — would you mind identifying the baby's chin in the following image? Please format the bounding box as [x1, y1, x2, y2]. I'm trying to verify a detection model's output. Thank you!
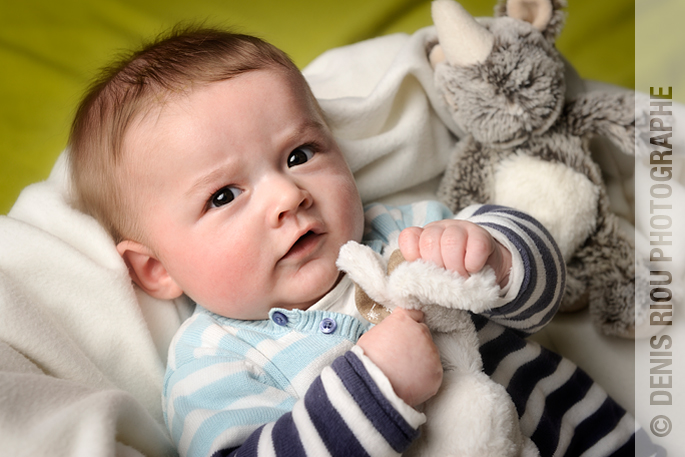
[282, 271, 346, 313]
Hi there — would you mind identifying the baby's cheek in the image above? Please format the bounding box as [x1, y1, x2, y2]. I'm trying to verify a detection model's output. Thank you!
[342, 185, 365, 242]
[185, 245, 258, 309]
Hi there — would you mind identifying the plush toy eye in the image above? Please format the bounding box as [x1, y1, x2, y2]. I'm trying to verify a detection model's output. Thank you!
[209, 186, 242, 208]
[287, 146, 315, 168]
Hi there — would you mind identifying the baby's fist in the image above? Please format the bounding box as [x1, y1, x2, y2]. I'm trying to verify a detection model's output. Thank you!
[398, 220, 511, 287]
[357, 308, 442, 407]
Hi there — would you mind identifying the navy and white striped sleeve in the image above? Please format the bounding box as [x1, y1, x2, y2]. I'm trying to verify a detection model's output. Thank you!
[455, 204, 565, 335]
[211, 348, 424, 457]
[363, 201, 565, 335]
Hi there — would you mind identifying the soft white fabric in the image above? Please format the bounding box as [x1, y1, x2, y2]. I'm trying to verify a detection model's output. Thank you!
[303, 27, 462, 205]
[0, 25, 682, 456]
[0, 156, 187, 456]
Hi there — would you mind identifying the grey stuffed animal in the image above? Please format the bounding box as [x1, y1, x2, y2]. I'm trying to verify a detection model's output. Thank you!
[431, 0, 641, 338]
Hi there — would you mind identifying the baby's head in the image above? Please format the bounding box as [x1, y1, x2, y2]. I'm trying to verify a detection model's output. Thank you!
[69, 27, 364, 320]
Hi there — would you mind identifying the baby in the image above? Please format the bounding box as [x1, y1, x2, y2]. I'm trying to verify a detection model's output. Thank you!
[68, 27, 638, 457]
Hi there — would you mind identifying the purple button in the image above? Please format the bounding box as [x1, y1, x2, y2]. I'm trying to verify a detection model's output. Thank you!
[272, 312, 289, 326]
[319, 318, 337, 334]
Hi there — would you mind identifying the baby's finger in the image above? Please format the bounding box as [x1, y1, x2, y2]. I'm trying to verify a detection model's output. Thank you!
[419, 224, 446, 269]
[398, 227, 423, 262]
[463, 227, 495, 274]
[393, 307, 425, 323]
[440, 224, 468, 276]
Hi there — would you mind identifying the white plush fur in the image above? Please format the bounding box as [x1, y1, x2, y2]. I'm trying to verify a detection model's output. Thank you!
[337, 241, 538, 457]
[337, 241, 500, 316]
[493, 154, 599, 260]
[411, 332, 539, 457]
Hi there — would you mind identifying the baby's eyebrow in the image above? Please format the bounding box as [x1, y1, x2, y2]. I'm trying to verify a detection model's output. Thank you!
[186, 165, 234, 199]
[285, 119, 329, 144]
[185, 120, 329, 199]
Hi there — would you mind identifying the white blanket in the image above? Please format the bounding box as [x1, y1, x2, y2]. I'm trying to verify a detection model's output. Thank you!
[0, 25, 681, 456]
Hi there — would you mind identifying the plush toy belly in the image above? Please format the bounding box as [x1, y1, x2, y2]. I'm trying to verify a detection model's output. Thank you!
[493, 154, 599, 261]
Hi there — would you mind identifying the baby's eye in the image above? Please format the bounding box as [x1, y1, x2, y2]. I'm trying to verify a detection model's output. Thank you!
[208, 186, 242, 209]
[287, 146, 315, 168]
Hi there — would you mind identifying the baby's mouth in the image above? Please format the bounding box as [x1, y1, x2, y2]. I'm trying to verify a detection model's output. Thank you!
[283, 231, 321, 260]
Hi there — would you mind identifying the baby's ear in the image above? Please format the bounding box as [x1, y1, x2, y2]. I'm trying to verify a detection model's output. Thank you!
[116, 240, 184, 300]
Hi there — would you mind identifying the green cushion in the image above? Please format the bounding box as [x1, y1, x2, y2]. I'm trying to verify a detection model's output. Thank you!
[0, 0, 635, 214]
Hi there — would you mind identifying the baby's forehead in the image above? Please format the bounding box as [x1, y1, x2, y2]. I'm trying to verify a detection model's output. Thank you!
[147, 66, 319, 118]
[121, 68, 327, 160]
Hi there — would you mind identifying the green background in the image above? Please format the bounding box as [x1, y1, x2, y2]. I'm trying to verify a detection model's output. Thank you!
[0, 0, 635, 214]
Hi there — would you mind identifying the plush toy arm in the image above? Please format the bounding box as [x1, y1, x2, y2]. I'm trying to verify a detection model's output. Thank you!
[565, 91, 635, 155]
[336, 241, 398, 309]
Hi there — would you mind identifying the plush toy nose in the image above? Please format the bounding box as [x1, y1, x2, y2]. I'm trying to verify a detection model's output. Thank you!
[431, 0, 494, 67]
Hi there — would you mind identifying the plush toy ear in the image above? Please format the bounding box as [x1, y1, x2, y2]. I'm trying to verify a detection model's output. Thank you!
[495, 0, 566, 40]
[336, 241, 394, 306]
[116, 240, 184, 300]
[504, 0, 553, 31]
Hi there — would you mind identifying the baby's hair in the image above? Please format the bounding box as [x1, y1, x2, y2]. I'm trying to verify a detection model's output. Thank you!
[68, 25, 302, 244]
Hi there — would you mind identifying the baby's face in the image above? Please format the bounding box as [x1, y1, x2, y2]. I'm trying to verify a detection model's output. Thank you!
[123, 69, 364, 319]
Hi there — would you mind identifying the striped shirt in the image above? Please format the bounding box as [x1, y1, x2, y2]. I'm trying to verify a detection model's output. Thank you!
[163, 202, 644, 457]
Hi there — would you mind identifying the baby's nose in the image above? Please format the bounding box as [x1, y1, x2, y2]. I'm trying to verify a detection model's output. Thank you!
[269, 177, 312, 226]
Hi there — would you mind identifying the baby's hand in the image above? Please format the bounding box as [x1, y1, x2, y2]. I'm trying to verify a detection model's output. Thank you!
[398, 219, 512, 288]
[357, 308, 442, 407]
